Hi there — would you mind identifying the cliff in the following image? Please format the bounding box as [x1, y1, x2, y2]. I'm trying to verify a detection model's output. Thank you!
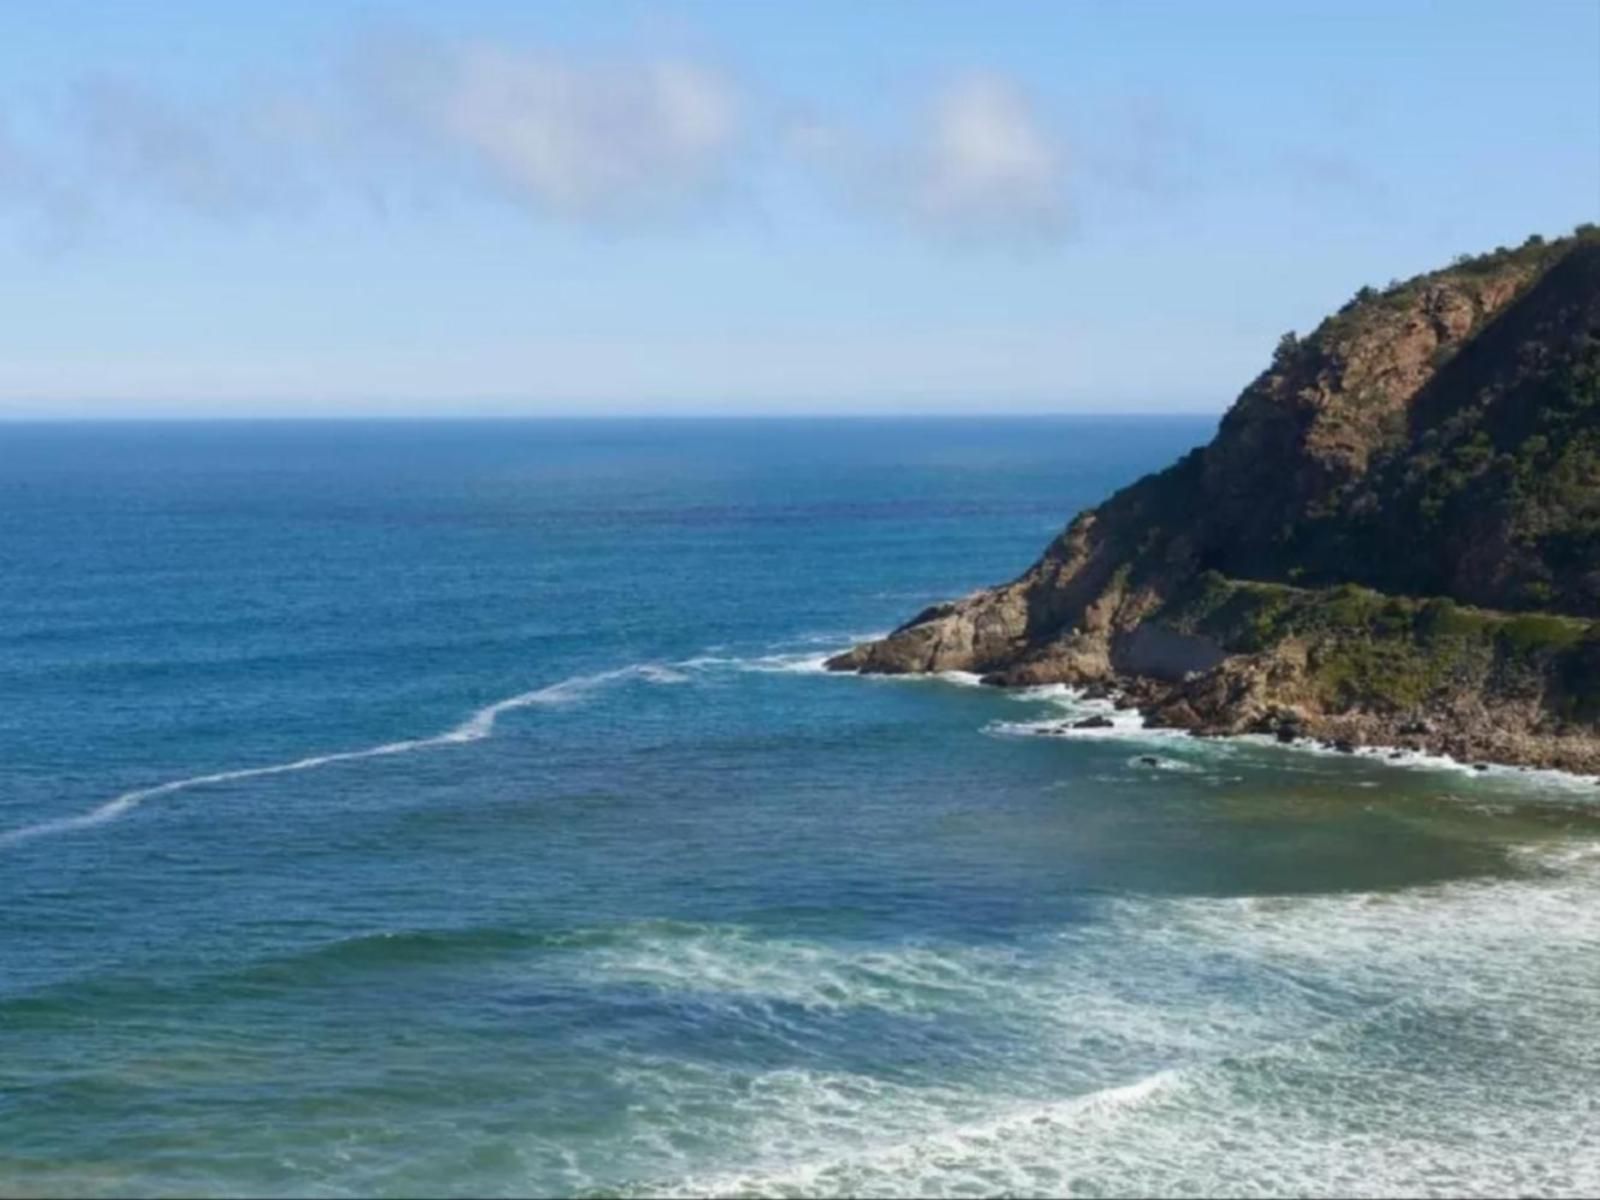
[828, 226, 1600, 773]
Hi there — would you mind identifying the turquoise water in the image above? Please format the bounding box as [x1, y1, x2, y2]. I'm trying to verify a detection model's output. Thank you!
[2, 418, 1597, 1198]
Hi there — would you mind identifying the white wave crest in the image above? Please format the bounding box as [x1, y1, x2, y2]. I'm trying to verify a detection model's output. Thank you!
[741, 651, 836, 675]
[1232, 732, 1600, 794]
[985, 686, 1221, 756]
[671, 632, 888, 679]
[983, 683, 1600, 794]
[612, 846, 1600, 1198]
[655, 1068, 1185, 1199]
[1, 625, 894, 853]
[0, 663, 682, 851]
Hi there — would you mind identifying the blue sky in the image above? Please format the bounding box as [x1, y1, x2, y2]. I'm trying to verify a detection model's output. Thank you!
[1, 0, 1596, 417]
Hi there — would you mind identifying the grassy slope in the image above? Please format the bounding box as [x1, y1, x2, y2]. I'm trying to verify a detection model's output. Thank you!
[1159, 572, 1600, 720]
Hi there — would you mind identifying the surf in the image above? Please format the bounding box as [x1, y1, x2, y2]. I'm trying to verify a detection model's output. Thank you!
[0, 663, 684, 851]
[0, 638, 884, 853]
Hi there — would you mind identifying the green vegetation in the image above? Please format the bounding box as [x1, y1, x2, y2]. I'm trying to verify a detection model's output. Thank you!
[1271, 331, 1300, 368]
[1448, 222, 1597, 276]
[1499, 612, 1589, 654]
[1557, 634, 1600, 721]
[1161, 573, 1599, 714]
[1205, 228, 1600, 617]
[1073, 227, 1600, 732]
[1315, 223, 1597, 356]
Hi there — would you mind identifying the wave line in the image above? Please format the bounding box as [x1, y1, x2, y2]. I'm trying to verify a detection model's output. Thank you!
[0, 665, 659, 852]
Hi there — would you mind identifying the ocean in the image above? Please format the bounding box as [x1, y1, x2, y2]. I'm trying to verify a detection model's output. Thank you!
[2, 417, 1596, 1198]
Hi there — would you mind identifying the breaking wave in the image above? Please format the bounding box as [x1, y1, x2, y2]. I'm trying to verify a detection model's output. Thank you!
[0, 631, 887, 852]
[601, 846, 1600, 1198]
[985, 682, 1600, 796]
[0, 663, 687, 851]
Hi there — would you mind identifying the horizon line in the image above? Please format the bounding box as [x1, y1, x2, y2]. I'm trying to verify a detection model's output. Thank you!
[0, 407, 1226, 424]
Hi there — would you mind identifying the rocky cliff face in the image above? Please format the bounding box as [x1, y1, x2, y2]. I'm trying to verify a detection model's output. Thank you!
[828, 229, 1600, 772]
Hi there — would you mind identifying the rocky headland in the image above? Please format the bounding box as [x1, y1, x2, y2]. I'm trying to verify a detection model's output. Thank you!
[828, 227, 1600, 773]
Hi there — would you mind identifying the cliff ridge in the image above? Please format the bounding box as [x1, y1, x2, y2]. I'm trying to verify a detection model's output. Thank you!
[828, 227, 1600, 773]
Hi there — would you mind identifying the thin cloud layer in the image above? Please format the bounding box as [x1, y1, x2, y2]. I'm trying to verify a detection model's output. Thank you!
[0, 36, 1081, 245]
[792, 73, 1070, 243]
[914, 74, 1068, 235]
[72, 77, 273, 218]
[364, 40, 743, 223]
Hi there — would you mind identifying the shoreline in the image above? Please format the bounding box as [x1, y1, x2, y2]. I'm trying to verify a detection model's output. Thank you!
[1012, 683, 1600, 792]
[831, 659, 1600, 793]
[1000, 702, 1600, 793]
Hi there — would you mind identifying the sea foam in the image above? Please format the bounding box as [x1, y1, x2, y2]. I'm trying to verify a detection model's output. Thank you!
[611, 844, 1600, 1198]
[0, 631, 890, 852]
[983, 681, 1600, 796]
[0, 663, 684, 851]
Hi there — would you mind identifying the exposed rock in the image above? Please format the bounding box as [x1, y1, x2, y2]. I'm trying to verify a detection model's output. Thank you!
[828, 229, 1600, 774]
[1112, 625, 1227, 681]
[1072, 715, 1115, 729]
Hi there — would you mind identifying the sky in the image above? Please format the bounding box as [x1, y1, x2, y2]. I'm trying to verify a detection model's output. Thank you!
[0, 0, 1596, 418]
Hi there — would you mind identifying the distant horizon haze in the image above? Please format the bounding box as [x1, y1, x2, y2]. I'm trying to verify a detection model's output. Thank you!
[0, 402, 1231, 422]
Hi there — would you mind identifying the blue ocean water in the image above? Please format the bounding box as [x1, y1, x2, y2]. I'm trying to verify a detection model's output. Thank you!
[2, 418, 1597, 1198]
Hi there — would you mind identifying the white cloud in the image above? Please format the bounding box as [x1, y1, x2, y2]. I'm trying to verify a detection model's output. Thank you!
[0, 37, 745, 238]
[792, 72, 1070, 242]
[914, 74, 1066, 232]
[0, 44, 1083, 245]
[367, 40, 742, 223]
